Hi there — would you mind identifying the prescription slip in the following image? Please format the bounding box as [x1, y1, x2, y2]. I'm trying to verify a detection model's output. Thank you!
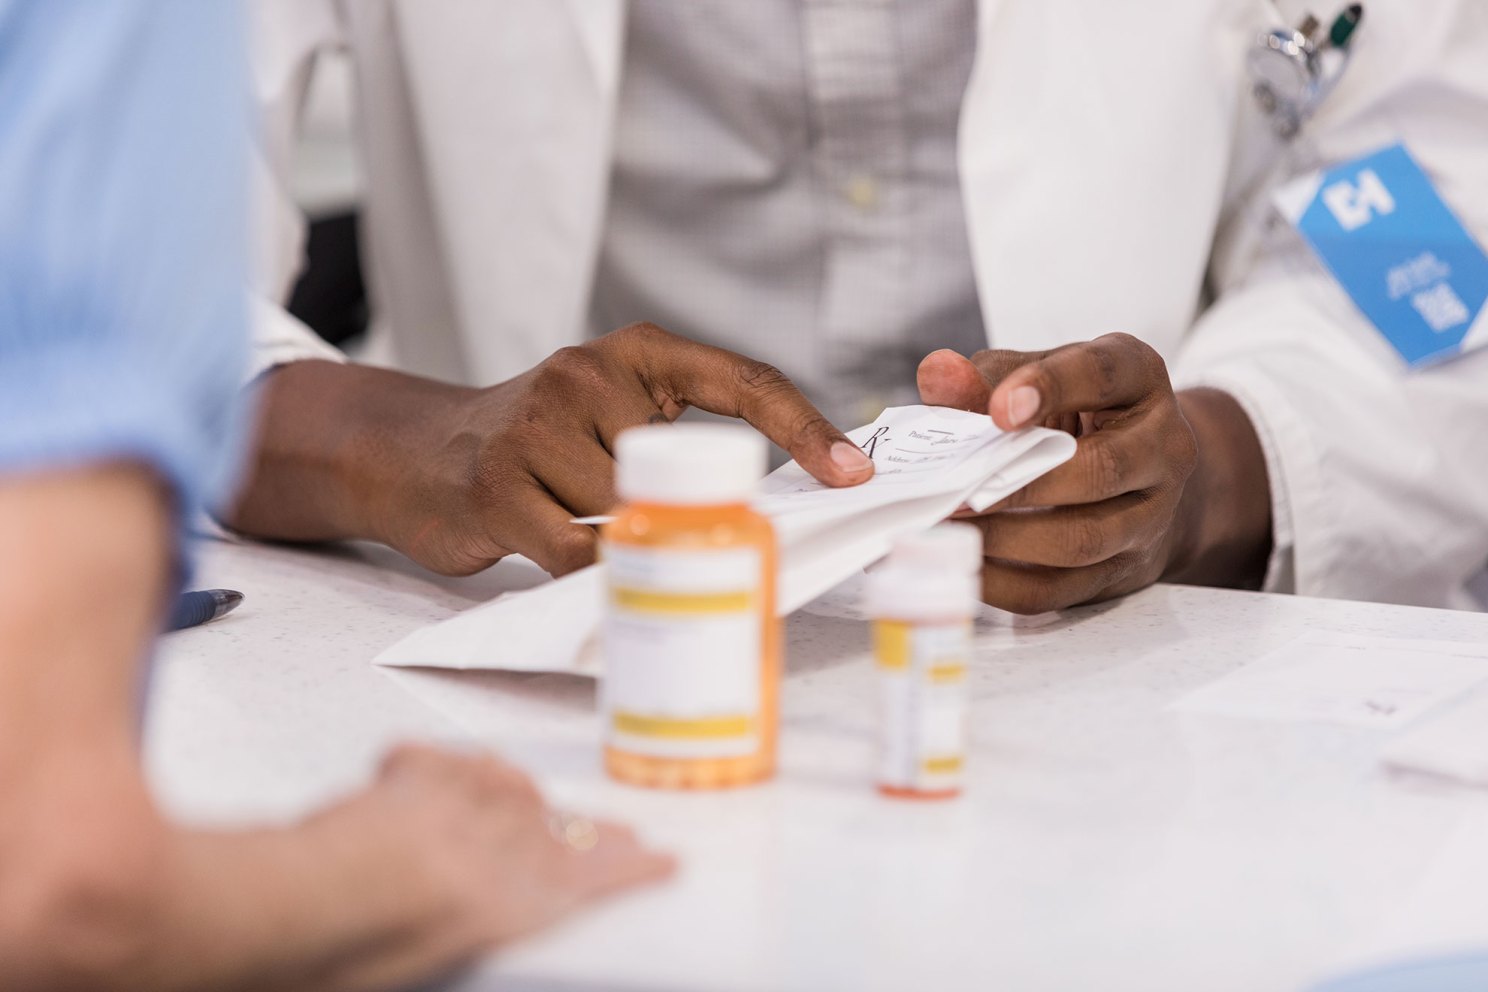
[1170, 632, 1488, 730]
[374, 406, 1075, 674]
[1380, 689, 1488, 787]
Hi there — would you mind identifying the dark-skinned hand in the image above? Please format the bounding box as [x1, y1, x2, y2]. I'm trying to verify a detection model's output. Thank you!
[229, 322, 875, 577]
[916, 333, 1204, 614]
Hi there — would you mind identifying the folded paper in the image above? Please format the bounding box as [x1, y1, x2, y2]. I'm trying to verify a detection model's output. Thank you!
[375, 405, 1075, 674]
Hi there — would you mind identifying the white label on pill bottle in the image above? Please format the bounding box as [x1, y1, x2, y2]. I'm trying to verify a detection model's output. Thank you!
[876, 619, 969, 793]
[602, 544, 763, 759]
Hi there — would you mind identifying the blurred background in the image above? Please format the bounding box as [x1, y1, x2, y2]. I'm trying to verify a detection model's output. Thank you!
[286, 49, 367, 352]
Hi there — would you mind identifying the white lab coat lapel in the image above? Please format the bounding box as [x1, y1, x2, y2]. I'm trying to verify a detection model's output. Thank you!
[565, 0, 627, 101]
[392, 0, 625, 384]
[959, 0, 1254, 359]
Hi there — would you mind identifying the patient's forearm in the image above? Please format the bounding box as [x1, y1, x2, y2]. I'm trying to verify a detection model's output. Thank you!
[1, 801, 474, 992]
[137, 820, 470, 992]
[0, 467, 473, 992]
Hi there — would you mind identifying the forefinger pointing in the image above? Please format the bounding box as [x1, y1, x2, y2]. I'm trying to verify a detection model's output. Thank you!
[621, 325, 875, 489]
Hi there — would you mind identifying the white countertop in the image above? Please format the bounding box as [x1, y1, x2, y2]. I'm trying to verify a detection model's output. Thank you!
[146, 538, 1488, 992]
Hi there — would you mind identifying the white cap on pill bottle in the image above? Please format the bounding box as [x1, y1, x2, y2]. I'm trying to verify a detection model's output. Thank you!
[866, 523, 983, 620]
[615, 424, 768, 506]
[886, 524, 983, 573]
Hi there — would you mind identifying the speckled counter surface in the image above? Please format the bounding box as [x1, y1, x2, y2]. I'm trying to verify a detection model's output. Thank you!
[147, 538, 1488, 992]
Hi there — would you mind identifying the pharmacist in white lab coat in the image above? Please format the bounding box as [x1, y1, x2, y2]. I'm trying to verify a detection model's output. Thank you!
[231, 0, 1488, 612]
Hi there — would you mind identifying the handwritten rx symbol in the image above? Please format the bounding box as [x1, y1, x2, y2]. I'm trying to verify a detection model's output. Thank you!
[862, 426, 890, 459]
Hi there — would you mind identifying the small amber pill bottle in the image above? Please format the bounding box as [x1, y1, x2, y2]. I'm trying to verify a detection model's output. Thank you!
[865, 524, 980, 799]
[601, 425, 779, 789]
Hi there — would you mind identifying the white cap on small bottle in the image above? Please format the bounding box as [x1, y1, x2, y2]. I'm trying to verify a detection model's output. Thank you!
[615, 424, 768, 505]
[887, 524, 983, 574]
[866, 523, 983, 620]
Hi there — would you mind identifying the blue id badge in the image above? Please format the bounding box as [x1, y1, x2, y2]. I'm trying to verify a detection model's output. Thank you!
[1274, 143, 1488, 367]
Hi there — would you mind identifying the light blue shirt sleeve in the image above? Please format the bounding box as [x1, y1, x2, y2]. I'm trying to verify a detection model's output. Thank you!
[1311, 951, 1488, 992]
[0, 1, 249, 528]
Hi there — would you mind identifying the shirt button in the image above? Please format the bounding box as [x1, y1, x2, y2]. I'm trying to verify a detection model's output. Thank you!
[844, 175, 879, 211]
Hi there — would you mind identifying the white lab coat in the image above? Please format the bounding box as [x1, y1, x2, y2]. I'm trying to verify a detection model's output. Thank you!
[250, 0, 1488, 610]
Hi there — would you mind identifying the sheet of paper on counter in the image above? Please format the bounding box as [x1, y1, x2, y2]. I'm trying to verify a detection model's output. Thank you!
[1380, 688, 1488, 787]
[374, 405, 1075, 674]
[1169, 632, 1488, 730]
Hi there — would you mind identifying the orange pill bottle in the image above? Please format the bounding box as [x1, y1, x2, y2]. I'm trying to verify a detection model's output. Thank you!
[601, 424, 779, 789]
[865, 524, 980, 800]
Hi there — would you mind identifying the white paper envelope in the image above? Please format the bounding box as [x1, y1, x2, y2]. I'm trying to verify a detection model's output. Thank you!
[375, 406, 1075, 674]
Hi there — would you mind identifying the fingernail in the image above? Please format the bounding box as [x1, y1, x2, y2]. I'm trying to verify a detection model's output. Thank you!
[831, 441, 873, 473]
[1007, 386, 1041, 427]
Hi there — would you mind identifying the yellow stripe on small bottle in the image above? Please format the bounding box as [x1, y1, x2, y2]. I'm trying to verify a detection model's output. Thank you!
[922, 755, 964, 774]
[874, 620, 912, 670]
[928, 662, 967, 683]
[612, 587, 753, 615]
[612, 712, 753, 739]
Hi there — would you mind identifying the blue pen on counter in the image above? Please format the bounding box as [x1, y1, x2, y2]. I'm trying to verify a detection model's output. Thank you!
[168, 589, 244, 632]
